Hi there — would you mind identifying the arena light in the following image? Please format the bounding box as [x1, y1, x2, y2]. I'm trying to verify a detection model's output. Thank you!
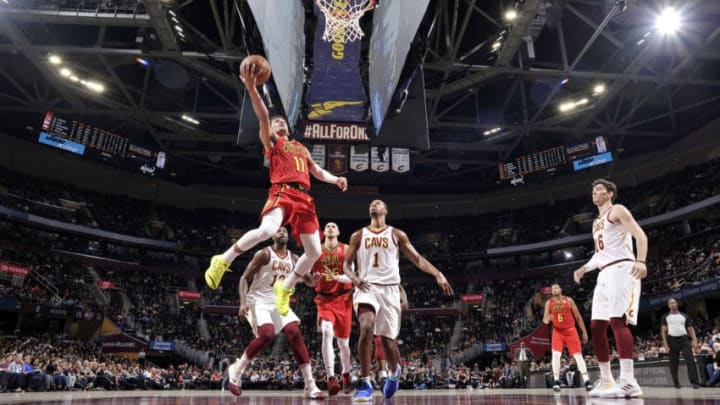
[168, 9, 177, 17]
[174, 24, 183, 33]
[593, 84, 605, 95]
[558, 101, 576, 112]
[59, 68, 72, 77]
[48, 55, 62, 65]
[483, 127, 502, 136]
[182, 114, 200, 125]
[135, 57, 151, 67]
[504, 9, 518, 22]
[656, 7, 680, 35]
[491, 41, 502, 51]
[81, 80, 105, 93]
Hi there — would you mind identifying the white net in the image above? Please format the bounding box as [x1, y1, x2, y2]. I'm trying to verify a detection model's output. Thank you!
[316, 0, 374, 43]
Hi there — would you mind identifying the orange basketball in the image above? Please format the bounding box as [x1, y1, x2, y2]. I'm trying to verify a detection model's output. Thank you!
[240, 54, 271, 85]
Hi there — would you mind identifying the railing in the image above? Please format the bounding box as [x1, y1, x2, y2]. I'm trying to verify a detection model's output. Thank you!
[2, 0, 146, 15]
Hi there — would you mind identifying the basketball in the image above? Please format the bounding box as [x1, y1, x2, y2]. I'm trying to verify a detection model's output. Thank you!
[240, 54, 271, 85]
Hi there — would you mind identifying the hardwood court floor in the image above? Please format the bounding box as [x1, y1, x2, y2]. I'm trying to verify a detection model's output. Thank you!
[0, 387, 718, 404]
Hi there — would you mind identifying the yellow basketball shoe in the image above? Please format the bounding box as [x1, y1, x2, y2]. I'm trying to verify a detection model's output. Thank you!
[204, 255, 231, 290]
[273, 280, 294, 315]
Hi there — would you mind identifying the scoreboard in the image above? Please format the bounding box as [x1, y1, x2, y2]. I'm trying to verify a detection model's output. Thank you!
[39, 112, 166, 175]
[498, 136, 610, 180]
[498, 146, 567, 180]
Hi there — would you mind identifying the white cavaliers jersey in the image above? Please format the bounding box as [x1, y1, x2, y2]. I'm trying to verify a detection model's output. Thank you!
[356, 226, 401, 285]
[592, 206, 635, 267]
[247, 247, 295, 305]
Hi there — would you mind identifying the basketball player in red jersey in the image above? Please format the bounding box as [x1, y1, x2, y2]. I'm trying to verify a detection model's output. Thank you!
[302, 222, 354, 395]
[342, 199, 453, 401]
[225, 227, 326, 399]
[204, 61, 348, 295]
[543, 283, 592, 392]
[574, 179, 648, 398]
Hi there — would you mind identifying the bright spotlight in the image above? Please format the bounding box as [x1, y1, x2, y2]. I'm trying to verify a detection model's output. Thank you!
[48, 55, 62, 65]
[504, 9, 518, 21]
[59, 68, 72, 77]
[593, 84, 605, 95]
[559, 102, 575, 112]
[656, 7, 680, 34]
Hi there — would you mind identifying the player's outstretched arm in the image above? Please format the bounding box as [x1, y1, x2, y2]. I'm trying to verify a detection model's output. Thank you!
[395, 228, 453, 295]
[238, 63, 272, 151]
[611, 204, 648, 279]
[306, 150, 347, 191]
[569, 297, 588, 343]
[342, 230, 369, 291]
[238, 249, 269, 318]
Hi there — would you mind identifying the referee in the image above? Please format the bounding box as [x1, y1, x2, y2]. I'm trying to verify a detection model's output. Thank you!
[661, 298, 700, 389]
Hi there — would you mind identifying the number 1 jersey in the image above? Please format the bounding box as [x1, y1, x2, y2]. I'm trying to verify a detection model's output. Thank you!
[356, 226, 400, 285]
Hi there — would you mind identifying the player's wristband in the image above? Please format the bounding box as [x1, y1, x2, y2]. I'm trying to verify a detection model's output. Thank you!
[635, 260, 646, 264]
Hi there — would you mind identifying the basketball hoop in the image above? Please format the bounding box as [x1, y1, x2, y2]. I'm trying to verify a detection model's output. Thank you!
[316, 0, 375, 43]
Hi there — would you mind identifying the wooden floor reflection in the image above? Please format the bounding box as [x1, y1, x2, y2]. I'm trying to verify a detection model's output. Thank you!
[0, 388, 717, 404]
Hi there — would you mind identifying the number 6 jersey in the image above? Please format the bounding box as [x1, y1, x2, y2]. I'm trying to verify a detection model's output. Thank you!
[356, 226, 400, 285]
[592, 206, 635, 268]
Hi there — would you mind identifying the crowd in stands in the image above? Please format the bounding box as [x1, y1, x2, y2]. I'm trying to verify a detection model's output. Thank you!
[1, 157, 720, 393]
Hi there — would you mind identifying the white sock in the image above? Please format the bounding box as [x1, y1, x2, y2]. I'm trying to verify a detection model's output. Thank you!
[300, 363, 315, 387]
[235, 353, 250, 379]
[551, 351, 561, 381]
[321, 321, 335, 377]
[221, 208, 282, 264]
[573, 353, 589, 382]
[598, 362, 614, 383]
[378, 369, 388, 379]
[619, 358, 634, 382]
[337, 337, 352, 374]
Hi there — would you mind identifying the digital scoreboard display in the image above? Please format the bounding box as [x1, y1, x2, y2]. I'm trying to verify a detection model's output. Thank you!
[39, 112, 166, 175]
[498, 146, 567, 180]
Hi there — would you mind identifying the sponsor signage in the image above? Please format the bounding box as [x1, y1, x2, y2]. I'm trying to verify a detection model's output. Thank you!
[460, 293, 485, 303]
[0, 263, 29, 277]
[509, 323, 551, 359]
[38, 131, 86, 156]
[573, 151, 613, 171]
[102, 334, 147, 353]
[177, 290, 201, 300]
[98, 280, 115, 289]
[149, 341, 176, 351]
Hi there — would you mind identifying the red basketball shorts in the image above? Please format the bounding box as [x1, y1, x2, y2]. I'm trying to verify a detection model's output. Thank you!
[314, 293, 352, 339]
[261, 184, 320, 242]
[552, 326, 582, 354]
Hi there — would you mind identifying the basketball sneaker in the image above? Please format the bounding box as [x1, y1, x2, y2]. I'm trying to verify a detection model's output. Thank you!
[226, 360, 242, 396]
[588, 379, 618, 398]
[383, 366, 401, 399]
[304, 382, 328, 399]
[552, 380, 561, 392]
[342, 372, 353, 394]
[273, 280, 294, 315]
[205, 255, 230, 290]
[327, 376, 341, 396]
[353, 379, 374, 402]
[585, 379, 594, 391]
[612, 378, 643, 398]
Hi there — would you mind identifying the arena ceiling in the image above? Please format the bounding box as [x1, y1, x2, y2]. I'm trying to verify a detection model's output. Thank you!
[0, 0, 719, 194]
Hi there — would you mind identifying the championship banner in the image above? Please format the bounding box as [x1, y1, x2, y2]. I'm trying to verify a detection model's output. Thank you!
[327, 145, 348, 175]
[177, 290, 201, 301]
[350, 145, 369, 172]
[370, 147, 389, 172]
[98, 280, 115, 289]
[304, 0, 368, 123]
[391, 148, 410, 173]
[310, 144, 326, 169]
[0, 263, 29, 277]
[509, 323, 551, 359]
[302, 121, 370, 142]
